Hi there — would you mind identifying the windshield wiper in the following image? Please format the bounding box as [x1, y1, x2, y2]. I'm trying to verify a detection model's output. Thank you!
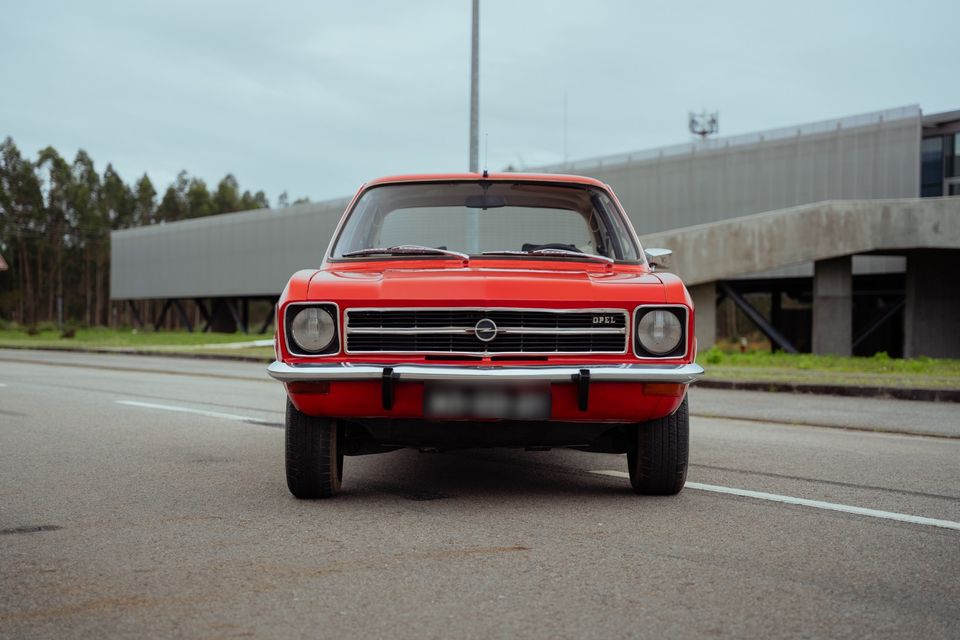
[343, 245, 469, 260]
[480, 249, 614, 264]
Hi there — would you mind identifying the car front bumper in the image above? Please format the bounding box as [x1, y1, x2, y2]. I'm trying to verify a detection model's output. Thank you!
[271, 361, 703, 422]
[267, 361, 704, 384]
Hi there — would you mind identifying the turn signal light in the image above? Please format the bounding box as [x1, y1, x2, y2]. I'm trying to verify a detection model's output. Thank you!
[643, 383, 683, 397]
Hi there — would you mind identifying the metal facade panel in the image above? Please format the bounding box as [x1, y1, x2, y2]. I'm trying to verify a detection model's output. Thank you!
[110, 107, 926, 300]
[536, 106, 922, 236]
[110, 198, 349, 299]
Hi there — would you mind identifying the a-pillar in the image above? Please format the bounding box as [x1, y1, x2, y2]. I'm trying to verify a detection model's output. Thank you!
[812, 256, 852, 356]
[904, 250, 960, 358]
[689, 282, 716, 352]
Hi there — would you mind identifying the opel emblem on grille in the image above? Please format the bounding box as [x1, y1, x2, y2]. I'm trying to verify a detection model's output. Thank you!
[474, 318, 498, 342]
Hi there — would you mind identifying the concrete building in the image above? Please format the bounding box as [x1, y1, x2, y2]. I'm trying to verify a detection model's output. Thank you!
[637, 198, 960, 358]
[111, 105, 960, 357]
[533, 105, 960, 358]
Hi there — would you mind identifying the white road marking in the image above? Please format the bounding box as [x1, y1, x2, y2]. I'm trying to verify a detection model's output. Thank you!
[115, 400, 264, 423]
[590, 470, 960, 531]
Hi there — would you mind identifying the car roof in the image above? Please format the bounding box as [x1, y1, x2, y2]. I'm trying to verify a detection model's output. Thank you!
[364, 172, 610, 189]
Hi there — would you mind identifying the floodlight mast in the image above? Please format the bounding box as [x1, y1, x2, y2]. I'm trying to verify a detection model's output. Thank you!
[469, 0, 480, 173]
[689, 111, 719, 140]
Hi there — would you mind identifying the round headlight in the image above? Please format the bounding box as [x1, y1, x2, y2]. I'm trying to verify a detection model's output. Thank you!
[636, 309, 682, 355]
[289, 306, 336, 353]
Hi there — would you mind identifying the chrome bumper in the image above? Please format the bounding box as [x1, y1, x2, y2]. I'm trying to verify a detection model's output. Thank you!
[267, 361, 704, 384]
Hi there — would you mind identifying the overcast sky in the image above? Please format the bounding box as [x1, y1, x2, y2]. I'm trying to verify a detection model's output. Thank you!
[1, 0, 954, 204]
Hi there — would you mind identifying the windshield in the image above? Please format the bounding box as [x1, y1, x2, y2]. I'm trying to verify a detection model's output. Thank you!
[329, 181, 641, 262]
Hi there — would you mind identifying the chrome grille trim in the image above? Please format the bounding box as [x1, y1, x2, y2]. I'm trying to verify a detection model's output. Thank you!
[344, 307, 629, 355]
[346, 327, 626, 335]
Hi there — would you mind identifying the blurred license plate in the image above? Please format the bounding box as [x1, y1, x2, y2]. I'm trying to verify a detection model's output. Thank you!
[424, 382, 550, 419]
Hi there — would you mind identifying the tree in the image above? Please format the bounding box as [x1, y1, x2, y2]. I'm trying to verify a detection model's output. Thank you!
[0, 138, 44, 324]
[213, 174, 241, 213]
[186, 177, 213, 218]
[36, 146, 72, 323]
[156, 170, 189, 222]
[240, 189, 269, 210]
[70, 150, 104, 326]
[102, 164, 135, 229]
[133, 174, 156, 226]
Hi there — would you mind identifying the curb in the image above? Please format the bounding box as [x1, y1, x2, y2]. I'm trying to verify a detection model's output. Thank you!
[3, 344, 957, 403]
[689, 411, 960, 439]
[697, 378, 960, 403]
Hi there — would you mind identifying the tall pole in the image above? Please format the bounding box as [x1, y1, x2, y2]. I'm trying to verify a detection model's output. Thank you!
[469, 0, 479, 172]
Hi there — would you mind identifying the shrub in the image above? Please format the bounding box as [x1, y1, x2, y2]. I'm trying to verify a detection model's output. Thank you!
[703, 346, 725, 365]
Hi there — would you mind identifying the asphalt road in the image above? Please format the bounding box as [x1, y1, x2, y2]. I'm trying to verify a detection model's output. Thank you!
[1, 349, 958, 639]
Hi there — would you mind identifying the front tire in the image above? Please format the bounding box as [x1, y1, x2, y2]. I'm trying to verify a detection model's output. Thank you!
[285, 400, 343, 499]
[627, 396, 689, 495]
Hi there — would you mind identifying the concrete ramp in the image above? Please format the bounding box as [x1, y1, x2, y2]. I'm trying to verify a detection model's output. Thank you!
[639, 198, 960, 286]
[639, 197, 960, 358]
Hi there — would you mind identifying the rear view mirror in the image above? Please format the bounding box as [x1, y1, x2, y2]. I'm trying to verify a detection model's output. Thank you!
[465, 194, 506, 209]
[644, 247, 673, 270]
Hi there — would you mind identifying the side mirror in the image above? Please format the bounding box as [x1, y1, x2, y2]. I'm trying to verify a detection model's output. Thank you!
[644, 247, 673, 271]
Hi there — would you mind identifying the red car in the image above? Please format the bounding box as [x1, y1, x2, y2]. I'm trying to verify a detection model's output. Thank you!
[268, 173, 703, 498]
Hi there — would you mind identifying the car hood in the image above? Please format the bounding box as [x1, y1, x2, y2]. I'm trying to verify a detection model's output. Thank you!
[307, 266, 666, 306]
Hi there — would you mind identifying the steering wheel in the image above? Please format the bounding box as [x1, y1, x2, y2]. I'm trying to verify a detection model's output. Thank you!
[521, 242, 584, 253]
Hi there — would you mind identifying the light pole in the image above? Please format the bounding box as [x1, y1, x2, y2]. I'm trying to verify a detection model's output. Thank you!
[469, 0, 479, 172]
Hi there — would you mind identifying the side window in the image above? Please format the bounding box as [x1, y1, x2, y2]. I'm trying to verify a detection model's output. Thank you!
[597, 194, 639, 261]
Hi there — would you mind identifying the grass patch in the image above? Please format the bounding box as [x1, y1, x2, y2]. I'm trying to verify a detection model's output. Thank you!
[698, 347, 960, 375]
[0, 327, 273, 360]
[698, 347, 960, 389]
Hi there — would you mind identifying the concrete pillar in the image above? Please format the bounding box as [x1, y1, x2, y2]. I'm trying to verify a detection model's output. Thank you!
[812, 256, 852, 356]
[689, 282, 716, 352]
[904, 250, 960, 358]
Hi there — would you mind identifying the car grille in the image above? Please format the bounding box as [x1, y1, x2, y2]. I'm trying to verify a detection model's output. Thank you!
[345, 308, 628, 354]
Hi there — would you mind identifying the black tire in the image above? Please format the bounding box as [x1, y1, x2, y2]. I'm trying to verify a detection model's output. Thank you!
[285, 399, 343, 499]
[627, 396, 689, 495]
